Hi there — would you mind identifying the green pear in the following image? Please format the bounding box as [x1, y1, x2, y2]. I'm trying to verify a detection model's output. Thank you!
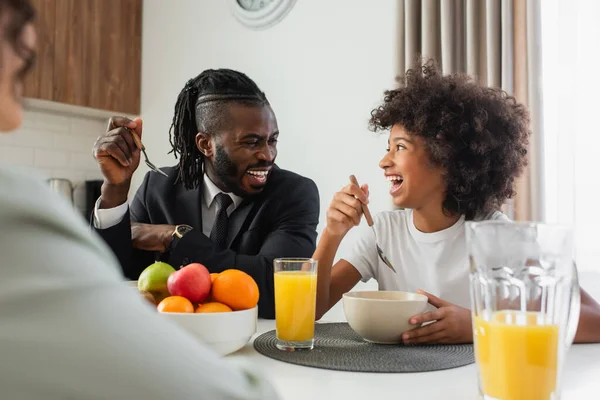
[139, 290, 157, 306]
[138, 262, 176, 299]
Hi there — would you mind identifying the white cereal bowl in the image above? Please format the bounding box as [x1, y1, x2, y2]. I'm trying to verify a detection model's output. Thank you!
[342, 291, 428, 344]
[161, 306, 258, 356]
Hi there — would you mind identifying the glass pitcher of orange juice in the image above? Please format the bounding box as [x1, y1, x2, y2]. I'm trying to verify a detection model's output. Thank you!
[466, 221, 580, 400]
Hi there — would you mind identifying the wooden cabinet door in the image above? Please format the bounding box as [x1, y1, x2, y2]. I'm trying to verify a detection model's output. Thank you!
[52, 0, 141, 114]
[95, 0, 142, 115]
[23, 0, 56, 101]
[118, 0, 142, 115]
[52, 0, 85, 108]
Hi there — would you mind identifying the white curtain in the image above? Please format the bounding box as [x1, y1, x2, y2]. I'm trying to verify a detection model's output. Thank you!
[397, 0, 543, 221]
[541, 0, 600, 273]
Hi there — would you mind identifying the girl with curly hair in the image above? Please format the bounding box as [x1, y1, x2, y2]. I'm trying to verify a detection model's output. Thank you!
[313, 61, 600, 344]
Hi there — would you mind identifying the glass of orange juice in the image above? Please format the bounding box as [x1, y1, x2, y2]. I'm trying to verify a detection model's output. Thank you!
[467, 221, 580, 400]
[273, 258, 318, 351]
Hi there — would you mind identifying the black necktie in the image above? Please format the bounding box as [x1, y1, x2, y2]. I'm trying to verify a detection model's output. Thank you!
[209, 193, 233, 248]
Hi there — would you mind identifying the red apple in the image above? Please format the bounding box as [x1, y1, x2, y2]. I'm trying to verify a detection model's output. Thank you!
[167, 263, 211, 303]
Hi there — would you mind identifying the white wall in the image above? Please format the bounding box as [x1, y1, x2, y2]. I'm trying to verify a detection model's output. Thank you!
[0, 109, 105, 215]
[139, 0, 399, 234]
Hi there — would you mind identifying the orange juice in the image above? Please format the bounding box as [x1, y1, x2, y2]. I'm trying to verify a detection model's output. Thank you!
[274, 271, 317, 341]
[474, 311, 559, 400]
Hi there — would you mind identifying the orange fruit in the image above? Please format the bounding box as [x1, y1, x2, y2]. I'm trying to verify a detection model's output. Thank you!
[210, 273, 219, 284]
[195, 302, 233, 313]
[211, 269, 259, 311]
[157, 296, 194, 313]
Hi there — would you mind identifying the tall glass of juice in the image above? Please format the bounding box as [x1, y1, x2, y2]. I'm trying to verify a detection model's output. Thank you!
[274, 258, 318, 351]
[467, 221, 580, 400]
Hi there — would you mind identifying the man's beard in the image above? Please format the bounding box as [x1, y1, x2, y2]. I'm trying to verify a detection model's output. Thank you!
[212, 145, 244, 196]
[211, 145, 274, 197]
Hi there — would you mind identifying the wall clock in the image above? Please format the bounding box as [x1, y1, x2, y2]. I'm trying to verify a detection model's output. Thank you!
[231, 0, 298, 30]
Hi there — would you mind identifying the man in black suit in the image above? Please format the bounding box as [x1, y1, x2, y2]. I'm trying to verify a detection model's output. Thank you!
[91, 69, 319, 318]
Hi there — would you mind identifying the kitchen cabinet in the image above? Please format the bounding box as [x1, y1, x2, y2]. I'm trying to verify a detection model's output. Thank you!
[25, 0, 55, 102]
[24, 0, 142, 115]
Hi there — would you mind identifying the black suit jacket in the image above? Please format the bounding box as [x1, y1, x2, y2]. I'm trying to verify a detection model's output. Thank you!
[94, 165, 320, 318]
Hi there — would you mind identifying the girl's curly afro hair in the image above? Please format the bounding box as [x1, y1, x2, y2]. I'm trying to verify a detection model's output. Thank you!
[370, 60, 530, 220]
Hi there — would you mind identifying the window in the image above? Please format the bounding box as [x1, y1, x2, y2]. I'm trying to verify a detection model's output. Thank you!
[541, 0, 600, 272]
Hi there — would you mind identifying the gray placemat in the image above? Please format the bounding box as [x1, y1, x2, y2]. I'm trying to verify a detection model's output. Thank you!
[254, 323, 474, 373]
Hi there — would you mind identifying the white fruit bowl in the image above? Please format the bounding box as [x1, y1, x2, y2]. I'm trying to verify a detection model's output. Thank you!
[161, 307, 258, 356]
[127, 280, 257, 356]
[343, 291, 428, 344]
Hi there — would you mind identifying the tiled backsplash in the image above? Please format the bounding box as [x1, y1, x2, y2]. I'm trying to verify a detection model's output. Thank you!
[0, 108, 107, 214]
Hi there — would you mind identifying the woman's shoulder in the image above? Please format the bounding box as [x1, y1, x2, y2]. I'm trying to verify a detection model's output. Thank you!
[0, 166, 123, 279]
[0, 166, 45, 186]
[0, 167, 51, 210]
[0, 167, 80, 217]
[0, 166, 82, 238]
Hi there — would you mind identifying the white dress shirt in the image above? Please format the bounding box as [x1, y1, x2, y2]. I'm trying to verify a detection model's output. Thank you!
[94, 174, 243, 236]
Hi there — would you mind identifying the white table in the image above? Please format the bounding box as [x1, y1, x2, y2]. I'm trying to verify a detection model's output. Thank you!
[229, 272, 600, 400]
[229, 320, 600, 400]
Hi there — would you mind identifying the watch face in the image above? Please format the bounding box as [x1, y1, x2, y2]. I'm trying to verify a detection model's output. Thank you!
[176, 225, 193, 237]
[237, 0, 274, 12]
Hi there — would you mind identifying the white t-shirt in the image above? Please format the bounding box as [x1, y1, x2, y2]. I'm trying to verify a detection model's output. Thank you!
[339, 209, 509, 308]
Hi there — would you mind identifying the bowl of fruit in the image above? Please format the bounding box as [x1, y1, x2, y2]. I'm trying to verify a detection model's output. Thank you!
[136, 262, 259, 356]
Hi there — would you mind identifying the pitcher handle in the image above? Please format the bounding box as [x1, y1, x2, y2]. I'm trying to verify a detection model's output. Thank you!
[565, 262, 581, 346]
